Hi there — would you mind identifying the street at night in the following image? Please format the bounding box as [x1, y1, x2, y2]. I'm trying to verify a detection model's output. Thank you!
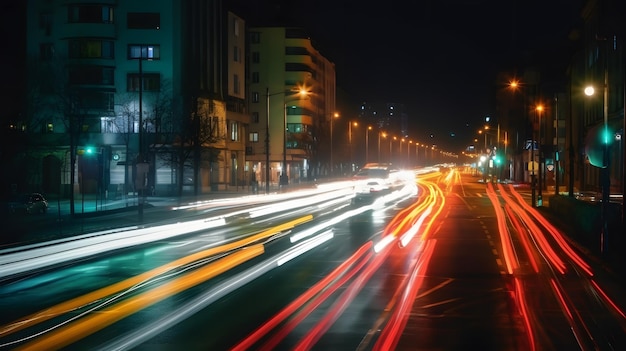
[2, 168, 625, 350]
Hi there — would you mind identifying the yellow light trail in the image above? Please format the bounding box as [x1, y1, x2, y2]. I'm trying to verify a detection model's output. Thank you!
[16, 244, 265, 351]
[1, 216, 312, 338]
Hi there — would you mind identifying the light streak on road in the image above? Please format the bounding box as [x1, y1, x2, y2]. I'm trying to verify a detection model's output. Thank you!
[513, 277, 537, 351]
[589, 280, 626, 319]
[373, 238, 437, 351]
[277, 230, 333, 266]
[0, 217, 227, 279]
[13, 245, 265, 351]
[504, 204, 540, 273]
[231, 243, 375, 351]
[485, 182, 518, 274]
[502, 183, 593, 276]
[0, 216, 312, 339]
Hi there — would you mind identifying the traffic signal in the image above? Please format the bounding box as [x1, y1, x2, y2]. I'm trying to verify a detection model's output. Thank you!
[77, 146, 96, 155]
[584, 123, 615, 168]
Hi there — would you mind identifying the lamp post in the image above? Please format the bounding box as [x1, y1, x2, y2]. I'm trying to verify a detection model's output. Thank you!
[265, 87, 308, 191]
[281, 102, 288, 186]
[377, 131, 382, 163]
[408, 140, 412, 166]
[365, 126, 372, 164]
[349, 121, 358, 169]
[391, 136, 396, 164]
[135, 53, 152, 221]
[330, 112, 339, 176]
[536, 104, 544, 206]
[265, 87, 271, 194]
[585, 80, 610, 255]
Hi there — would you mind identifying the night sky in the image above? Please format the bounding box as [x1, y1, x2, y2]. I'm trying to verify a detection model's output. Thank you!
[2, 1, 585, 152]
[230, 0, 585, 151]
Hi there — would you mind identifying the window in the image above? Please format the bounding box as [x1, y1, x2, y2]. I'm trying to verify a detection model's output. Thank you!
[69, 39, 114, 59]
[127, 12, 160, 29]
[249, 132, 259, 142]
[68, 5, 114, 23]
[250, 32, 260, 44]
[100, 117, 116, 133]
[128, 45, 160, 60]
[230, 121, 239, 141]
[233, 46, 240, 62]
[233, 18, 240, 37]
[127, 73, 161, 92]
[252, 92, 260, 103]
[252, 112, 259, 123]
[40, 43, 54, 61]
[39, 12, 52, 35]
[210, 116, 220, 138]
[234, 74, 240, 94]
[252, 52, 260, 63]
[68, 66, 114, 85]
[252, 72, 259, 83]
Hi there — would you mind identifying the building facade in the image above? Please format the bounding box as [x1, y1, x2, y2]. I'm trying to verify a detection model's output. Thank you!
[22, 0, 250, 205]
[246, 27, 336, 186]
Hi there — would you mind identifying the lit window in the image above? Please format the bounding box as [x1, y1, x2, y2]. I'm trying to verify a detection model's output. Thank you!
[128, 45, 160, 60]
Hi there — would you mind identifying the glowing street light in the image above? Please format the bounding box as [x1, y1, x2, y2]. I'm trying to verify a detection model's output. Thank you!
[365, 126, 372, 163]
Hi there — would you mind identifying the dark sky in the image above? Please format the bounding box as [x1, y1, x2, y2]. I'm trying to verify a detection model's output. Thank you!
[230, 0, 585, 151]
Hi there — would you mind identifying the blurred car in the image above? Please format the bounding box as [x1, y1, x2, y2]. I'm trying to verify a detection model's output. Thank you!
[7, 193, 49, 214]
[352, 179, 388, 204]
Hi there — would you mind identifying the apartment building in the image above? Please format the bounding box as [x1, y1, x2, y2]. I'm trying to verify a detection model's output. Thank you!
[246, 27, 336, 185]
[23, 0, 247, 201]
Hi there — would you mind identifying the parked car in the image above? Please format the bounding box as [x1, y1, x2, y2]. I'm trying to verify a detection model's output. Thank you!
[7, 193, 49, 214]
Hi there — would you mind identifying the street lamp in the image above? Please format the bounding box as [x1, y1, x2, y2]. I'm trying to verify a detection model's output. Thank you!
[349, 121, 358, 169]
[585, 80, 611, 255]
[380, 132, 388, 163]
[134, 52, 153, 221]
[391, 136, 397, 163]
[365, 126, 372, 164]
[536, 105, 544, 207]
[265, 86, 309, 192]
[329, 112, 339, 176]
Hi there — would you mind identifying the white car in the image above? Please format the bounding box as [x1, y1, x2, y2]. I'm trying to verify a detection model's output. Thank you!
[352, 179, 389, 204]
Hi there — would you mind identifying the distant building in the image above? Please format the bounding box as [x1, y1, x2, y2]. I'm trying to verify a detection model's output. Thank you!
[247, 27, 336, 182]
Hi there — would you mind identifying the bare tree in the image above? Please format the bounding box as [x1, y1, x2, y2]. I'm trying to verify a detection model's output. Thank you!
[24, 55, 89, 214]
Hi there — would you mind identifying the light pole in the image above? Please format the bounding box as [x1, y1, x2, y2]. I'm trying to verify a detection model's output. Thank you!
[536, 104, 544, 206]
[349, 121, 357, 170]
[365, 126, 372, 164]
[391, 136, 396, 164]
[135, 54, 152, 221]
[266, 86, 309, 191]
[281, 103, 288, 186]
[378, 131, 383, 163]
[330, 112, 339, 176]
[408, 140, 412, 166]
[585, 79, 610, 255]
[265, 87, 271, 194]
